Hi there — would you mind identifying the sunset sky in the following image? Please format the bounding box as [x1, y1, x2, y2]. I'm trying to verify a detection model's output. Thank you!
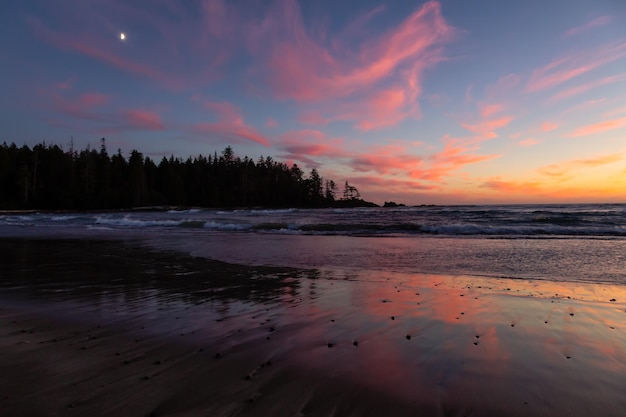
[2, 0, 626, 204]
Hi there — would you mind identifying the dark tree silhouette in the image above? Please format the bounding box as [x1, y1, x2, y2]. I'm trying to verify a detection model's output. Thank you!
[0, 140, 376, 210]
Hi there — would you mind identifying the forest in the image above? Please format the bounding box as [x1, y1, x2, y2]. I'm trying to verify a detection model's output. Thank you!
[0, 139, 376, 210]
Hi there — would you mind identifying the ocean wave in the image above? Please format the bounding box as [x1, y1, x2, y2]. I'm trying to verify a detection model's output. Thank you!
[94, 216, 182, 228]
[203, 221, 251, 231]
[49, 215, 79, 221]
[245, 208, 297, 215]
[166, 208, 203, 214]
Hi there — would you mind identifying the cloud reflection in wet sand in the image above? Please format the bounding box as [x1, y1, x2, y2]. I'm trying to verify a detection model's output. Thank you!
[1, 239, 626, 416]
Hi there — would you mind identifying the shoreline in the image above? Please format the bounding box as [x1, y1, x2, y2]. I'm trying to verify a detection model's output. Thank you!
[2, 238, 626, 416]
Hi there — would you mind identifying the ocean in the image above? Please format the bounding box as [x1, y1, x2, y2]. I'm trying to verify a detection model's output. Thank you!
[2, 203, 625, 284]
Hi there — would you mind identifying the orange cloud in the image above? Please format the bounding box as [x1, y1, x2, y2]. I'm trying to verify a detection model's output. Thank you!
[461, 116, 513, 137]
[569, 117, 626, 137]
[538, 153, 623, 180]
[526, 42, 626, 93]
[572, 154, 622, 167]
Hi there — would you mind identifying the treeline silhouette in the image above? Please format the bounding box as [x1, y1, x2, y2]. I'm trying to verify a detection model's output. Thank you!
[0, 140, 375, 210]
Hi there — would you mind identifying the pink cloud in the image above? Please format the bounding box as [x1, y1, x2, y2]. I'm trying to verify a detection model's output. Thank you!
[479, 103, 504, 118]
[192, 122, 269, 146]
[604, 106, 626, 118]
[351, 137, 498, 182]
[276, 129, 346, 167]
[351, 152, 423, 176]
[480, 178, 545, 193]
[526, 42, 626, 93]
[560, 98, 608, 116]
[549, 72, 626, 102]
[255, 1, 453, 100]
[354, 88, 414, 130]
[485, 74, 521, 98]
[29, 17, 176, 88]
[425, 139, 499, 180]
[45, 88, 110, 122]
[251, 0, 455, 128]
[563, 16, 612, 38]
[121, 109, 165, 131]
[540, 121, 559, 132]
[42, 84, 170, 135]
[54, 80, 73, 90]
[265, 118, 278, 128]
[274, 128, 498, 185]
[191, 99, 270, 146]
[346, 175, 439, 192]
[569, 117, 626, 137]
[79, 93, 110, 108]
[28, 0, 241, 91]
[298, 111, 331, 126]
[336, 4, 387, 42]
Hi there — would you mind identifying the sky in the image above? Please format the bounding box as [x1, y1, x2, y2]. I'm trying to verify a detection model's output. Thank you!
[2, 0, 626, 205]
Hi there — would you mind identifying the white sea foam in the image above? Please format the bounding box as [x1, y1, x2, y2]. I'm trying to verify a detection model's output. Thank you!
[249, 208, 297, 214]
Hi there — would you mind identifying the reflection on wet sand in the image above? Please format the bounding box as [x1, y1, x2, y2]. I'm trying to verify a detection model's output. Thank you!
[1, 239, 626, 416]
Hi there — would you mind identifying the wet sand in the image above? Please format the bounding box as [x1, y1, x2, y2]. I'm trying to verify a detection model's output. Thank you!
[1, 239, 626, 416]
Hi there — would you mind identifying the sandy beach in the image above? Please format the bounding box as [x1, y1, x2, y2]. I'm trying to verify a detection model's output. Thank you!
[2, 238, 626, 416]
